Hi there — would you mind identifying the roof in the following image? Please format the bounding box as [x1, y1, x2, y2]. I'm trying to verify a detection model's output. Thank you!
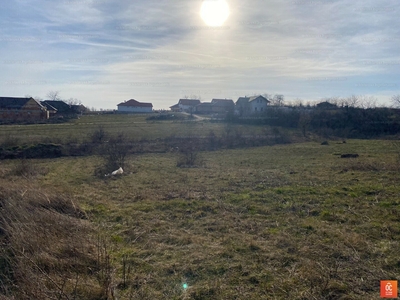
[211, 99, 234, 106]
[118, 99, 153, 108]
[178, 99, 201, 106]
[170, 103, 180, 109]
[41, 100, 71, 112]
[248, 95, 270, 103]
[0, 97, 44, 110]
[197, 102, 212, 107]
[236, 97, 251, 105]
[40, 101, 58, 112]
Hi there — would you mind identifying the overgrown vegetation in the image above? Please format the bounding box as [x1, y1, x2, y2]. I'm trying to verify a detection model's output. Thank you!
[0, 181, 114, 299]
[95, 132, 131, 177]
[231, 105, 400, 138]
[0, 116, 295, 160]
[0, 114, 399, 299]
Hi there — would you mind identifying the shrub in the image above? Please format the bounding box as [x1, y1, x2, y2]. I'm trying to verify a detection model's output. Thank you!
[95, 132, 132, 177]
[176, 138, 203, 167]
[23, 143, 63, 158]
[89, 125, 107, 144]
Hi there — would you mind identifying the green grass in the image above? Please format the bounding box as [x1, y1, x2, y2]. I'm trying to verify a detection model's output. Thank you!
[0, 113, 269, 145]
[0, 135, 399, 298]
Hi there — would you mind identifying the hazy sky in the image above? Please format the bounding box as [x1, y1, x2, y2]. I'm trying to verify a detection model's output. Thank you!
[1, 0, 399, 109]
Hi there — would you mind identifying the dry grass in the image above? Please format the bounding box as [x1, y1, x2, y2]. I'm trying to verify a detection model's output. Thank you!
[0, 180, 111, 299]
[1, 138, 399, 299]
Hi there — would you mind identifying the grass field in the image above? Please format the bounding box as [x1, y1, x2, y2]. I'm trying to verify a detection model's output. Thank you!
[0, 116, 399, 299]
[0, 114, 268, 145]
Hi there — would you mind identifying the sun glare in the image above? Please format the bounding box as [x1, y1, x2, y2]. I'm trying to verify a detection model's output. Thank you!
[200, 0, 230, 27]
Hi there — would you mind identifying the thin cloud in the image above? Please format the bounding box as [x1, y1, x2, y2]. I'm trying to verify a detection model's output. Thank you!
[0, 0, 399, 108]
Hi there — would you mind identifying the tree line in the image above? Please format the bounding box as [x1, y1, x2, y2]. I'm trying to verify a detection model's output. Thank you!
[232, 95, 400, 138]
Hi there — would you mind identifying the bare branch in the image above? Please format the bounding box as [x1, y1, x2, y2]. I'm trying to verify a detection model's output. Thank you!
[47, 91, 61, 101]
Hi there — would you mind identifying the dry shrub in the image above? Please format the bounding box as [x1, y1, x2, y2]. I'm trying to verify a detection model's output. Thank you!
[8, 159, 48, 178]
[176, 138, 203, 168]
[94, 132, 132, 177]
[0, 183, 112, 299]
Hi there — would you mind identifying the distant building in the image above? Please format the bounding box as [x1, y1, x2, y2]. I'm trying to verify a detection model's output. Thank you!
[41, 100, 79, 118]
[195, 102, 213, 114]
[316, 101, 338, 110]
[170, 103, 180, 112]
[170, 99, 201, 113]
[0, 97, 48, 123]
[211, 99, 234, 114]
[194, 99, 235, 115]
[40, 101, 58, 117]
[117, 99, 153, 113]
[235, 95, 270, 116]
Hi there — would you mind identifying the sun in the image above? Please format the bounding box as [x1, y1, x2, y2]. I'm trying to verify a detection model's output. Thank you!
[200, 0, 230, 27]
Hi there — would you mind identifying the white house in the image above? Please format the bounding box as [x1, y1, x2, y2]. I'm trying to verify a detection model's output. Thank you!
[235, 95, 270, 116]
[170, 99, 201, 113]
[117, 99, 153, 113]
[249, 95, 269, 113]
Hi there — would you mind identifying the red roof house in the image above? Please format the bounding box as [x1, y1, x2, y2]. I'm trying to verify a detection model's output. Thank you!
[117, 99, 153, 113]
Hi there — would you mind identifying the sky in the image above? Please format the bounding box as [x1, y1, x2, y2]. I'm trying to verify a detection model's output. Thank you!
[0, 0, 399, 110]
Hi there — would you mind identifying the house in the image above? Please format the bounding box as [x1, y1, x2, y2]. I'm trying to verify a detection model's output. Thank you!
[0, 97, 48, 123]
[211, 99, 234, 114]
[41, 100, 77, 118]
[170, 99, 201, 113]
[40, 101, 58, 117]
[117, 99, 153, 113]
[71, 104, 87, 115]
[195, 102, 213, 114]
[195, 99, 235, 115]
[170, 103, 181, 112]
[316, 101, 338, 110]
[235, 95, 270, 116]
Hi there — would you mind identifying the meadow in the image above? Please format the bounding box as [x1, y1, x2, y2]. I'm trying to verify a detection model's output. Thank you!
[0, 114, 399, 299]
[0, 114, 267, 145]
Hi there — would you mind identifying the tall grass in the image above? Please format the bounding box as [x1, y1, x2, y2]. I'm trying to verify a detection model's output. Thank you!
[0, 180, 114, 299]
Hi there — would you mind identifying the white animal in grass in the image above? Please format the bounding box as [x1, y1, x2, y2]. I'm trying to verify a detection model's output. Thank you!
[105, 167, 123, 177]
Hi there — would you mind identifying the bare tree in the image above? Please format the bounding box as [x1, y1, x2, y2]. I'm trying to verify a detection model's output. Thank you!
[293, 98, 304, 107]
[270, 94, 285, 106]
[66, 98, 82, 105]
[343, 95, 359, 107]
[323, 97, 340, 107]
[25, 95, 43, 101]
[391, 95, 400, 108]
[359, 95, 377, 109]
[47, 91, 61, 101]
[298, 113, 311, 137]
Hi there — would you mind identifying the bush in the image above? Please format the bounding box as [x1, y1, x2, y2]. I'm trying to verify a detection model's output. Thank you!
[95, 132, 132, 176]
[0, 143, 64, 160]
[23, 143, 63, 158]
[176, 138, 203, 167]
[89, 125, 107, 144]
